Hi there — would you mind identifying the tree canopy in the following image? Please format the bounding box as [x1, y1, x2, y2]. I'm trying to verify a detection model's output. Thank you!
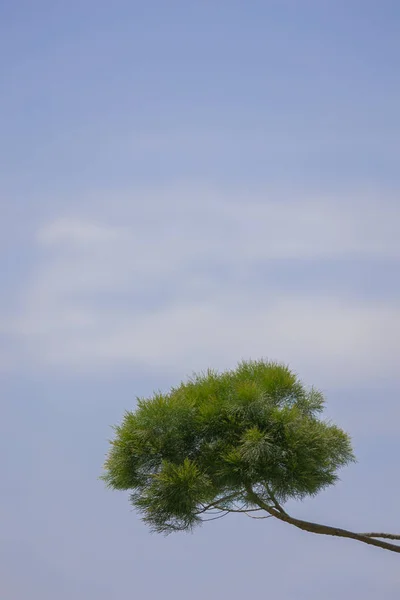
[102, 360, 400, 553]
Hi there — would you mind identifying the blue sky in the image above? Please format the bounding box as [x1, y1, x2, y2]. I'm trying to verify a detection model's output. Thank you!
[1, 1, 400, 597]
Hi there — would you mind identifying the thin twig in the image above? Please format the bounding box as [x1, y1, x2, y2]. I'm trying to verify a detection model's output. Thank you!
[245, 513, 273, 520]
[202, 512, 229, 522]
[197, 492, 239, 514]
[265, 483, 287, 515]
[214, 505, 265, 514]
[361, 533, 400, 541]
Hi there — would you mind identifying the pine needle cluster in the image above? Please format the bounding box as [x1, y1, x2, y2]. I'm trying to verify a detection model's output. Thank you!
[102, 360, 354, 534]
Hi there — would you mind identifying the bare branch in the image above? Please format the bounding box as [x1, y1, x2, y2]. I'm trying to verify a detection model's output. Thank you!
[245, 513, 273, 520]
[361, 533, 400, 541]
[245, 484, 400, 554]
[264, 483, 288, 515]
[202, 512, 229, 522]
[213, 505, 264, 514]
[196, 492, 239, 515]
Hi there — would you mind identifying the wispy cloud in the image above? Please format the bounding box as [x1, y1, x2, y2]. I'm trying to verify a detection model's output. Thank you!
[36, 219, 122, 246]
[2, 185, 399, 384]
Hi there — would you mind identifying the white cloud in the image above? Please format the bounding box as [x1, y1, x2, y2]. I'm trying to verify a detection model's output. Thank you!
[36, 219, 122, 246]
[27, 294, 400, 383]
[2, 185, 400, 385]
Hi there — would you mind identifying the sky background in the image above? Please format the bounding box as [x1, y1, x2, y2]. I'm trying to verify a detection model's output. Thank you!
[1, 1, 400, 597]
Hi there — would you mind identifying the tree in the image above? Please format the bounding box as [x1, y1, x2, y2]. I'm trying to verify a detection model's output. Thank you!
[102, 359, 400, 553]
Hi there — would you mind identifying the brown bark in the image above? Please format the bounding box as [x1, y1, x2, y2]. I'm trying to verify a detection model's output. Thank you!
[362, 533, 400, 540]
[246, 486, 400, 554]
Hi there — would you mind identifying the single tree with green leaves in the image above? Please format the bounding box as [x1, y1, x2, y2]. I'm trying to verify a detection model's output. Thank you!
[102, 360, 400, 553]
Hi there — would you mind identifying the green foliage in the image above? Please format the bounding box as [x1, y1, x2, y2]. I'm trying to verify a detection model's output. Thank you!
[102, 360, 355, 533]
